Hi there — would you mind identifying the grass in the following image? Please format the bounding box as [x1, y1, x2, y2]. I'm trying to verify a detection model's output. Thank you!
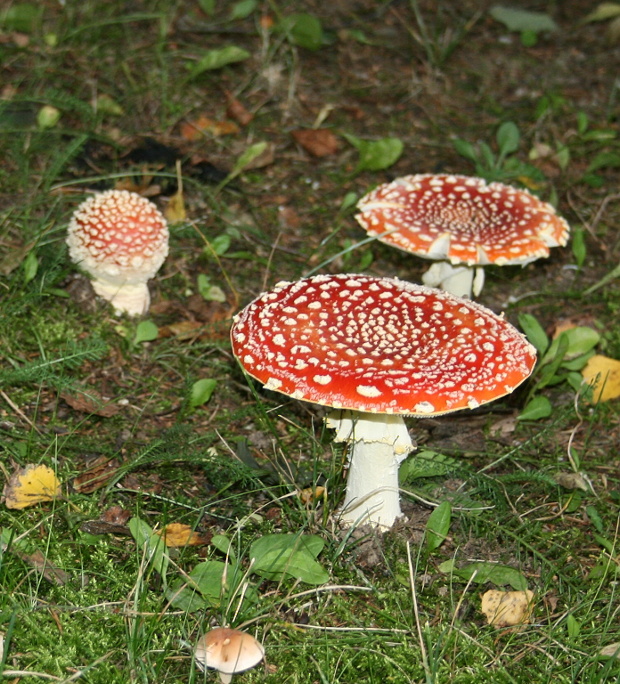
[1, 0, 620, 682]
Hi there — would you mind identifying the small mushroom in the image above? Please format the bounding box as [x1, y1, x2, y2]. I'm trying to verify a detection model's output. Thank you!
[356, 174, 570, 298]
[231, 274, 536, 528]
[66, 189, 169, 316]
[195, 627, 265, 684]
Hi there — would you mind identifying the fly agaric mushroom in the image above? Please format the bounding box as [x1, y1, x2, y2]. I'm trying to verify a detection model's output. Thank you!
[66, 189, 169, 316]
[356, 174, 570, 298]
[195, 627, 264, 684]
[231, 274, 536, 528]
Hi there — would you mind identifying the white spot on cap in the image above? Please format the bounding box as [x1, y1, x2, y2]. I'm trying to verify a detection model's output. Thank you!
[356, 385, 382, 398]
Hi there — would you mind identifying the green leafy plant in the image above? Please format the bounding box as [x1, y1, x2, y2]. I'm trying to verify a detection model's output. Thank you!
[342, 133, 403, 175]
[425, 501, 451, 552]
[165, 532, 329, 619]
[489, 6, 558, 46]
[582, 3, 620, 43]
[453, 121, 545, 184]
[277, 13, 324, 51]
[518, 314, 600, 420]
[186, 45, 250, 80]
[188, 378, 218, 410]
[439, 558, 528, 590]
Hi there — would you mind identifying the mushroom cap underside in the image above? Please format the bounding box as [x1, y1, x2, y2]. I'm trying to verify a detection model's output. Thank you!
[356, 174, 570, 266]
[231, 274, 537, 416]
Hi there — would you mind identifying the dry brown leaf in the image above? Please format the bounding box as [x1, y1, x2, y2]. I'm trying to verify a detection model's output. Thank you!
[155, 522, 212, 548]
[481, 589, 534, 627]
[291, 128, 340, 157]
[554, 471, 590, 492]
[225, 92, 253, 125]
[20, 549, 70, 585]
[180, 115, 239, 141]
[600, 642, 620, 659]
[3, 464, 61, 510]
[72, 456, 120, 494]
[61, 388, 119, 417]
[581, 354, 620, 402]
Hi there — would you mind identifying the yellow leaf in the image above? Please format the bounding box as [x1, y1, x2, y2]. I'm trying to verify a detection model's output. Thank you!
[581, 354, 620, 402]
[154, 522, 211, 548]
[480, 589, 534, 627]
[165, 189, 186, 224]
[299, 486, 326, 504]
[3, 464, 62, 510]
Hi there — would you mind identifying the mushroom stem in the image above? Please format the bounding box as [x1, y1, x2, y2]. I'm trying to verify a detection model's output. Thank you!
[421, 262, 485, 298]
[326, 410, 414, 529]
[91, 279, 150, 316]
[219, 675, 233, 684]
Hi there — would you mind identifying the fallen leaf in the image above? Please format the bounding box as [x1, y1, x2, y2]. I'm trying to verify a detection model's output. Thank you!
[72, 456, 120, 494]
[554, 471, 590, 492]
[20, 549, 70, 585]
[165, 188, 187, 223]
[180, 115, 239, 140]
[80, 505, 132, 536]
[299, 486, 326, 504]
[3, 464, 61, 509]
[291, 128, 340, 157]
[481, 589, 535, 627]
[61, 388, 119, 417]
[155, 522, 212, 548]
[225, 91, 253, 125]
[581, 354, 620, 402]
[599, 642, 620, 659]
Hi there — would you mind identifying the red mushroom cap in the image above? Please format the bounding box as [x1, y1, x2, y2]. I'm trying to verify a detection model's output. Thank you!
[231, 274, 536, 416]
[356, 174, 570, 266]
[66, 189, 169, 286]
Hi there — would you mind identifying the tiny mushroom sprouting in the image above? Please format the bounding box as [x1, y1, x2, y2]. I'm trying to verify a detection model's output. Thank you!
[194, 627, 265, 684]
[231, 274, 537, 529]
[355, 174, 570, 298]
[66, 189, 169, 316]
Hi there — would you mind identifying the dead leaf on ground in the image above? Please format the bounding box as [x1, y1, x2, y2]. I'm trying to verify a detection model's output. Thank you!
[165, 188, 187, 224]
[180, 115, 239, 141]
[291, 128, 340, 157]
[600, 642, 620, 659]
[3, 464, 61, 509]
[225, 92, 253, 125]
[155, 522, 212, 547]
[554, 471, 590, 492]
[20, 549, 70, 585]
[299, 486, 326, 504]
[72, 456, 120, 494]
[481, 589, 535, 627]
[61, 388, 119, 417]
[80, 505, 132, 536]
[581, 354, 620, 402]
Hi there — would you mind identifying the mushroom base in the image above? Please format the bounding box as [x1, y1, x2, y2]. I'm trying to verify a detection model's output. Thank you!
[327, 410, 415, 529]
[91, 278, 151, 316]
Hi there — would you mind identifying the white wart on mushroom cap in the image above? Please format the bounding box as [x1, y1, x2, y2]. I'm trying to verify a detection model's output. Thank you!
[356, 174, 570, 297]
[66, 189, 169, 315]
[231, 274, 537, 416]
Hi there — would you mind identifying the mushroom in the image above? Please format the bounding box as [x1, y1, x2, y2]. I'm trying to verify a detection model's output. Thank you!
[195, 627, 265, 684]
[66, 189, 169, 316]
[231, 274, 536, 528]
[355, 174, 570, 298]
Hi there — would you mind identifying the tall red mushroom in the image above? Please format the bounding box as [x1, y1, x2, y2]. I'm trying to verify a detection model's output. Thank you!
[356, 174, 570, 298]
[66, 189, 169, 316]
[231, 274, 536, 528]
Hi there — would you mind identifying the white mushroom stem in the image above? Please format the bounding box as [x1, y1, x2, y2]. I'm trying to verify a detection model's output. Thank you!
[421, 261, 485, 298]
[91, 279, 150, 316]
[326, 410, 415, 529]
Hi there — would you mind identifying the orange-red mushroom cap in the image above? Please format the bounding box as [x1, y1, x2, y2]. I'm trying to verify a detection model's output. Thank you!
[231, 274, 537, 416]
[66, 189, 169, 286]
[356, 174, 569, 266]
